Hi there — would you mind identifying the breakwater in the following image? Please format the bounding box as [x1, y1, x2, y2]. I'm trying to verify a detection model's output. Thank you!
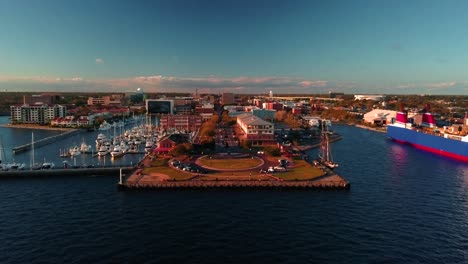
[0, 167, 134, 178]
[12, 129, 80, 154]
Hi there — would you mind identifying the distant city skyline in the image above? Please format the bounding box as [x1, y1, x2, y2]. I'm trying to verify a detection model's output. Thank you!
[1, 0, 468, 95]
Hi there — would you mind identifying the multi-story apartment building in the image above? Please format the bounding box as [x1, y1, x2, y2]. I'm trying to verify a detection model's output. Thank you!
[237, 113, 275, 146]
[10, 104, 66, 125]
[159, 114, 202, 132]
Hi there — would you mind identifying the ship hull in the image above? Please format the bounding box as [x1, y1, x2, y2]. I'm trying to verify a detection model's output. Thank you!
[387, 126, 468, 162]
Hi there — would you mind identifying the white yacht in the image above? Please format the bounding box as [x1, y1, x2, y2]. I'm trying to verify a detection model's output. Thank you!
[80, 142, 92, 153]
[42, 161, 55, 169]
[69, 146, 81, 157]
[4, 162, 26, 170]
[96, 133, 106, 144]
[98, 121, 112, 131]
[97, 145, 109, 156]
[110, 146, 124, 158]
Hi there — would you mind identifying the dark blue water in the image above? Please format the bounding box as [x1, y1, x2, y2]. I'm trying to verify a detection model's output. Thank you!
[0, 125, 467, 263]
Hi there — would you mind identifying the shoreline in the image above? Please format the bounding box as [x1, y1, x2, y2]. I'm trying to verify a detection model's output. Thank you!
[0, 123, 77, 132]
[353, 124, 387, 133]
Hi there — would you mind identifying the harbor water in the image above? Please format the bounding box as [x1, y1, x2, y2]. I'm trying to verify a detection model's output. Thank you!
[0, 116, 145, 168]
[0, 123, 467, 263]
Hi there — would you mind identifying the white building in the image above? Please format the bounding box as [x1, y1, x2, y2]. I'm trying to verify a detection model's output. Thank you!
[237, 113, 275, 146]
[10, 104, 66, 125]
[354, 95, 385, 101]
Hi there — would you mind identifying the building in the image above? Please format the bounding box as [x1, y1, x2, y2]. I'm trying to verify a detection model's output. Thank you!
[195, 103, 215, 121]
[251, 109, 276, 121]
[263, 102, 283, 111]
[146, 99, 174, 115]
[159, 114, 202, 132]
[237, 113, 275, 146]
[153, 134, 191, 154]
[25, 94, 56, 105]
[10, 104, 66, 125]
[175, 105, 192, 115]
[221, 92, 235, 105]
[87, 95, 122, 106]
[363, 109, 397, 125]
[354, 95, 385, 101]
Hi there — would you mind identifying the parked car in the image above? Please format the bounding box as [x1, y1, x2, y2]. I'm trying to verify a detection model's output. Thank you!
[172, 160, 181, 166]
[268, 167, 275, 173]
[274, 166, 286, 171]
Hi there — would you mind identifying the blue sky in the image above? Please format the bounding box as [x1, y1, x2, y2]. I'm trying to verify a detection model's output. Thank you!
[0, 0, 467, 94]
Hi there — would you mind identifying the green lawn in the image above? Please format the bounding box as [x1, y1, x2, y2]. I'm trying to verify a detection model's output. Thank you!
[198, 156, 262, 170]
[276, 160, 325, 180]
[142, 158, 194, 180]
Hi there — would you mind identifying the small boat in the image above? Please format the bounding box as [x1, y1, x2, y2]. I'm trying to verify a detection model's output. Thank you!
[69, 146, 81, 157]
[95, 133, 106, 144]
[4, 162, 26, 170]
[42, 161, 55, 169]
[110, 146, 124, 158]
[97, 146, 109, 156]
[98, 121, 112, 131]
[80, 142, 92, 153]
[144, 140, 154, 153]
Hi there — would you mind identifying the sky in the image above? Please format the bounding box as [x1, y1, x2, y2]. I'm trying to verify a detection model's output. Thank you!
[0, 0, 468, 95]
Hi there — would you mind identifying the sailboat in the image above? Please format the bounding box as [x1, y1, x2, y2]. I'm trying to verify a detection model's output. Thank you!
[0, 136, 25, 170]
[0, 137, 7, 171]
[31, 132, 43, 170]
[318, 120, 339, 169]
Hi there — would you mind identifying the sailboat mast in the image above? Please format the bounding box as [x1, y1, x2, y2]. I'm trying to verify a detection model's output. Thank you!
[31, 132, 35, 169]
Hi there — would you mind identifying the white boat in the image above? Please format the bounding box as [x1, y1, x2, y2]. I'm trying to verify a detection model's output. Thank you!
[98, 121, 112, 131]
[120, 141, 129, 153]
[69, 146, 81, 157]
[9, 162, 26, 170]
[97, 146, 109, 156]
[80, 142, 92, 153]
[144, 140, 154, 153]
[42, 161, 55, 169]
[110, 146, 124, 158]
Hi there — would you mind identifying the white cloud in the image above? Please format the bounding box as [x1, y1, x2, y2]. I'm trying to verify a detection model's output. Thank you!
[95, 58, 104, 64]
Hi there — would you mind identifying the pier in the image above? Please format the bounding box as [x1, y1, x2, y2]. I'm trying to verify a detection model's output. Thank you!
[12, 129, 80, 154]
[0, 167, 134, 178]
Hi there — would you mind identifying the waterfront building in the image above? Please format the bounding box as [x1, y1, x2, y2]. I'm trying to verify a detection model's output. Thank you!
[236, 113, 275, 146]
[10, 104, 66, 125]
[159, 114, 202, 132]
[153, 134, 191, 154]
